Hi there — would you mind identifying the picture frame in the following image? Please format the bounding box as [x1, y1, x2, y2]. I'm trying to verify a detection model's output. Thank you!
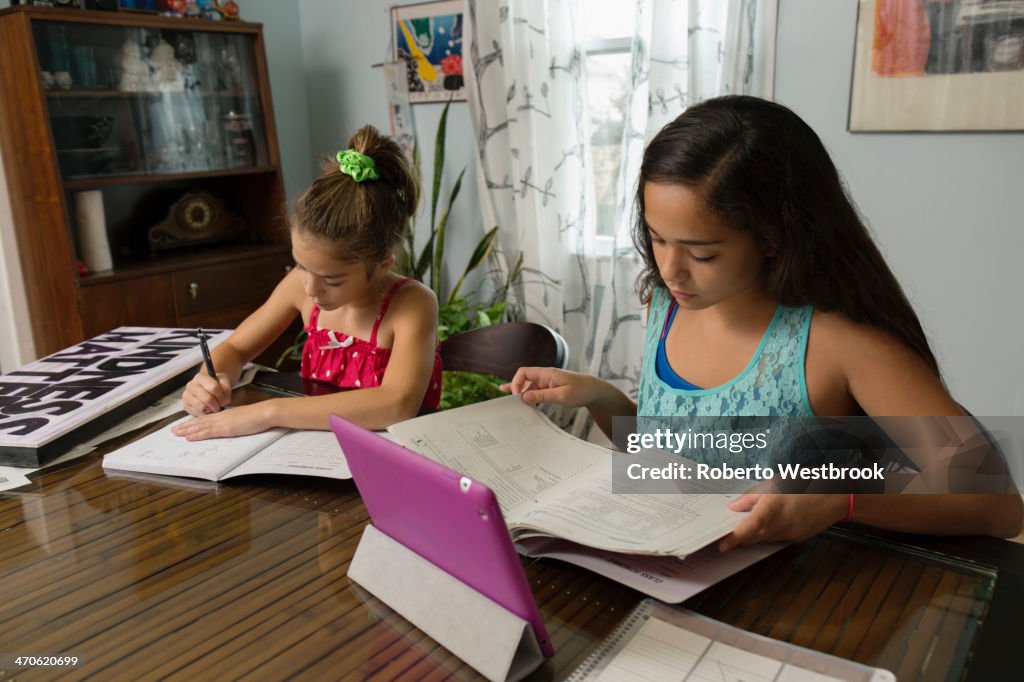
[391, 0, 465, 103]
[849, 0, 1024, 131]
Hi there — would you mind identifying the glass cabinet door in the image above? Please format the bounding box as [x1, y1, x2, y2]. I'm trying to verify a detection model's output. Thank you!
[32, 20, 269, 180]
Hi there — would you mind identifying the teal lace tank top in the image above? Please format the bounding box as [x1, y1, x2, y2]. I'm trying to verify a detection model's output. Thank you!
[638, 287, 815, 418]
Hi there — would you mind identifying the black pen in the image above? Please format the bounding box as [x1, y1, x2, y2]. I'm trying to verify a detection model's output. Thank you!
[197, 328, 217, 377]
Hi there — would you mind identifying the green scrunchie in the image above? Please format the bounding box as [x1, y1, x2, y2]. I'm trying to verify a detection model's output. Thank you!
[336, 149, 380, 182]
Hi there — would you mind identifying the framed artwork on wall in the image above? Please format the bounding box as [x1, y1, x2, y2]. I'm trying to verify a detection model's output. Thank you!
[391, 0, 465, 103]
[849, 0, 1024, 131]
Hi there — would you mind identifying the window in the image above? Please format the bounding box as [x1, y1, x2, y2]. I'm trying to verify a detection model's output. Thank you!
[584, 6, 634, 240]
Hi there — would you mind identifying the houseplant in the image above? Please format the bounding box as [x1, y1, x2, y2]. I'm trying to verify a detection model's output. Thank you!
[403, 98, 514, 408]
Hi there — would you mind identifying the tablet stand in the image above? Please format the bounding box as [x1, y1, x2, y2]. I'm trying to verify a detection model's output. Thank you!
[348, 523, 544, 682]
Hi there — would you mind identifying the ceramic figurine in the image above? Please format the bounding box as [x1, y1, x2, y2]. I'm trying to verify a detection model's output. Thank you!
[118, 40, 152, 92]
[195, 0, 220, 19]
[151, 39, 185, 92]
[218, 0, 241, 21]
[163, 0, 187, 17]
[54, 71, 73, 90]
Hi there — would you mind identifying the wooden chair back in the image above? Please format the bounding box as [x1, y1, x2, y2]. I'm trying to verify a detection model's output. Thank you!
[439, 322, 569, 380]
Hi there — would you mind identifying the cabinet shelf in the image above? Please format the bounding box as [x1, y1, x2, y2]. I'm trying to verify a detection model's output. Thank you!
[78, 242, 289, 287]
[45, 89, 253, 99]
[64, 165, 277, 190]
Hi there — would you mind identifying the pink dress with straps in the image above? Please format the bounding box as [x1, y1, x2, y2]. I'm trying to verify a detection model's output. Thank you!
[300, 277, 442, 410]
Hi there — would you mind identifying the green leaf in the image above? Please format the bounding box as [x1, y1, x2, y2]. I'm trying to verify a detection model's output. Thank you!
[498, 251, 525, 302]
[448, 225, 497, 303]
[273, 330, 308, 369]
[431, 98, 452, 233]
[440, 370, 505, 409]
[486, 301, 507, 323]
[432, 167, 465, 295]
[412, 138, 421, 188]
[414, 229, 437, 281]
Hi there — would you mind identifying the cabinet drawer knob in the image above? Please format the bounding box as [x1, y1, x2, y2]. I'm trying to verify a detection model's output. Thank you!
[188, 282, 199, 300]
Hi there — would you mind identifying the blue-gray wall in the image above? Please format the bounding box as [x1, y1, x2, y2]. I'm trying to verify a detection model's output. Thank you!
[235, 0, 312, 202]
[776, 0, 1024, 415]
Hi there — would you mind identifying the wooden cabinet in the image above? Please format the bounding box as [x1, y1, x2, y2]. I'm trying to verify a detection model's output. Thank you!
[77, 249, 293, 338]
[0, 6, 290, 358]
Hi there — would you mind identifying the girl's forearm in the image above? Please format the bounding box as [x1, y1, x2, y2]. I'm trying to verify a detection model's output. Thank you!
[210, 341, 248, 383]
[852, 493, 1024, 538]
[259, 384, 424, 432]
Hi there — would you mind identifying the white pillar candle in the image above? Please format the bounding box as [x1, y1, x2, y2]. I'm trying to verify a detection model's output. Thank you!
[74, 190, 113, 273]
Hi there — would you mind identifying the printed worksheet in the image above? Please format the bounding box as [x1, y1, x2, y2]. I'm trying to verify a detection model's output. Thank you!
[387, 396, 607, 514]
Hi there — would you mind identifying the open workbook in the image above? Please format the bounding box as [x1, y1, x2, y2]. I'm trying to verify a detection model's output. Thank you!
[386, 395, 744, 559]
[102, 415, 351, 482]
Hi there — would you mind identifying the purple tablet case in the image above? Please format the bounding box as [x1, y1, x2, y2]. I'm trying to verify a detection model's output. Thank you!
[329, 414, 553, 657]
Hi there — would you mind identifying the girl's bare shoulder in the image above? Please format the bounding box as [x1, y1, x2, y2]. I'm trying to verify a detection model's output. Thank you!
[277, 268, 312, 317]
[391, 278, 439, 313]
[809, 310, 921, 367]
[381, 278, 438, 341]
[807, 310, 956, 416]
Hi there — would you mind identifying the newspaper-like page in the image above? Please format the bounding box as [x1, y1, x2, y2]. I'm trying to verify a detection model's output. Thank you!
[386, 396, 744, 556]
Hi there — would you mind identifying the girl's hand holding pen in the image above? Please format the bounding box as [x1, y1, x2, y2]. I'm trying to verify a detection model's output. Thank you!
[183, 328, 231, 416]
[181, 370, 232, 417]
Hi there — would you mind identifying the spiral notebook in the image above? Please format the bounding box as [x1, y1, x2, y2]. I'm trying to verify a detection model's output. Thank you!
[568, 599, 895, 682]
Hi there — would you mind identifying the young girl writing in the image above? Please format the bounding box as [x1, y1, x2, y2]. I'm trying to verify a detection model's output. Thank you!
[504, 96, 1022, 547]
[174, 125, 441, 440]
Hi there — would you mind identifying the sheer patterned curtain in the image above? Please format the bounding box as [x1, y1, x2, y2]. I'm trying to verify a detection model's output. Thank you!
[466, 0, 777, 436]
[464, 0, 597, 428]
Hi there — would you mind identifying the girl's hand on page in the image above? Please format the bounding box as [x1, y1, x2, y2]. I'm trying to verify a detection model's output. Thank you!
[500, 367, 601, 408]
[181, 372, 232, 416]
[717, 494, 848, 551]
[171, 402, 270, 441]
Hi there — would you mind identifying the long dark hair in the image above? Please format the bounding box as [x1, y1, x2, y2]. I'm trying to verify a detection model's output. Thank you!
[633, 95, 940, 376]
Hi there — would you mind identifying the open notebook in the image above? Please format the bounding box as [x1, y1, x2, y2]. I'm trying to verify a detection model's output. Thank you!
[568, 599, 895, 682]
[102, 415, 351, 482]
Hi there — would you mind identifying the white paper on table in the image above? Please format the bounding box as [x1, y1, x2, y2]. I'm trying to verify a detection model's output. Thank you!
[0, 467, 31, 492]
[226, 430, 351, 479]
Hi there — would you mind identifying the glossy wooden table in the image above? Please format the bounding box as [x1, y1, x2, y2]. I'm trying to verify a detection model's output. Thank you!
[1, 387, 1020, 681]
